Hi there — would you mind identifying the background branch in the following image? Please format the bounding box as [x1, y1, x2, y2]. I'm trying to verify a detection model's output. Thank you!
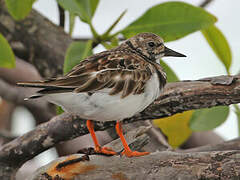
[182, 137, 240, 153]
[0, 57, 55, 124]
[0, 0, 72, 78]
[0, 78, 54, 123]
[0, 57, 41, 85]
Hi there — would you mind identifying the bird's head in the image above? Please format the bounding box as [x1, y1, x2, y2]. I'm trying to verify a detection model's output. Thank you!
[125, 32, 186, 61]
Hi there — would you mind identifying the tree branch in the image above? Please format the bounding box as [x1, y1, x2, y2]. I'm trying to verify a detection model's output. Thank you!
[0, 74, 240, 178]
[31, 150, 240, 180]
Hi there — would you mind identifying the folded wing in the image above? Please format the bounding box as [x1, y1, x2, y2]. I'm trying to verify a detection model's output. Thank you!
[18, 51, 155, 98]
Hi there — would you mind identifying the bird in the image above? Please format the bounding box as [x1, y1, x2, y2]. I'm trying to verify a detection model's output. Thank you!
[18, 32, 186, 157]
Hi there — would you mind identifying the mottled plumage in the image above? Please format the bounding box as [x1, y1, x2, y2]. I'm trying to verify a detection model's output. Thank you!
[19, 33, 173, 99]
[18, 32, 186, 157]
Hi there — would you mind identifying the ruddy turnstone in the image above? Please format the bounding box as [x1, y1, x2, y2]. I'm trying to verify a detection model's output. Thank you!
[18, 32, 186, 157]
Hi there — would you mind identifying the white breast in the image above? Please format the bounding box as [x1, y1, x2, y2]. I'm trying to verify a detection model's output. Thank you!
[45, 73, 161, 122]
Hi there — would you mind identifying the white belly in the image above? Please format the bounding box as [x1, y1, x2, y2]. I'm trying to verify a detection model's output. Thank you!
[45, 73, 161, 122]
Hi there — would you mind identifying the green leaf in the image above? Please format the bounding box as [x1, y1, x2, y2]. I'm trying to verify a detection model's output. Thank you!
[57, 0, 99, 23]
[202, 25, 232, 73]
[121, 2, 217, 42]
[5, 0, 35, 20]
[0, 33, 15, 68]
[190, 106, 229, 131]
[153, 110, 193, 148]
[56, 106, 65, 115]
[160, 60, 179, 82]
[64, 40, 92, 74]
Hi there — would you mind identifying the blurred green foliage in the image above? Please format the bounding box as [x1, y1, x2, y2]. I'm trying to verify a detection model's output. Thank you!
[0, 33, 15, 68]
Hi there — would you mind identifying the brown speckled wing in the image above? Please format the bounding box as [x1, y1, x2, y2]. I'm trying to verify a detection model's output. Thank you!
[18, 50, 157, 98]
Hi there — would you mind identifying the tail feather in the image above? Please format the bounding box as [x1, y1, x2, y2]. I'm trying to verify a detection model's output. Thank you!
[18, 81, 75, 100]
[24, 94, 43, 100]
[17, 76, 86, 99]
[37, 87, 74, 94]
[17, 74, 91, 88]
[17, 81, 51, 88]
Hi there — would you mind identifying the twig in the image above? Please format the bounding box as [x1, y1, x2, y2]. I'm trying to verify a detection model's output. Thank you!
[199, 0, 214, 8]
[57, 4, 65, 28]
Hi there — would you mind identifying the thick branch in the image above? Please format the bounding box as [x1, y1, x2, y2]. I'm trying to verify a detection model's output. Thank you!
[0, 75, 240, 170]
[31, 150, 240, 180]
[137, 75, 240, 120]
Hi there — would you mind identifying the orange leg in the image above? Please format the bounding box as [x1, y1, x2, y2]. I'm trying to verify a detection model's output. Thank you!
[86, 120, 116, 155]
[116, 121, 150, 157]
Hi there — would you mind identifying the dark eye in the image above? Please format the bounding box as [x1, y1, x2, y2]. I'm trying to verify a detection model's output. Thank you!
[148, 42, 155, 47]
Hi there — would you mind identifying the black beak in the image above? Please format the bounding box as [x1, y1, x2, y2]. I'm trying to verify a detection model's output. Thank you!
[164, 46, 186, 57]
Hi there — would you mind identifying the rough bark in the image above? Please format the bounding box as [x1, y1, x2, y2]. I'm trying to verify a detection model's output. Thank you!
[0, 75, 240, 178]
[143, 75, 240, 120]
[0, 0, 73, 78]
[24, 127, 240, 180]
[29, 151, 240, 180]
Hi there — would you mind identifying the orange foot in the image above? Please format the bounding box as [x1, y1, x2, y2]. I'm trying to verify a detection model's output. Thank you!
[95, 146, 117, 156]
[121, 150, 150, 157]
